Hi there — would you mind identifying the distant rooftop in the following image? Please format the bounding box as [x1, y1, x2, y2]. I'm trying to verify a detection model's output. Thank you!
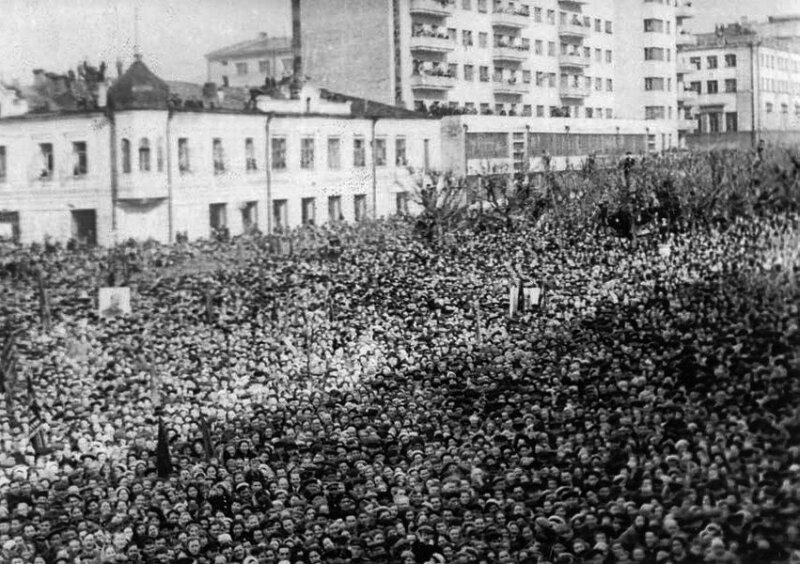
[205, 33, 292, 62]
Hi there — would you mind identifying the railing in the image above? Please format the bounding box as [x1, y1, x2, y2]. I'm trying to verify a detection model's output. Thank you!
[410, 72, 457, 89]
[558, 53, 590, 68]
[493, 78, 528, 94]
[559, 84, 590, 98]
[676, 1, 693, 19]
[678, 88, 698, 102]
[410, 0, 455, 17]
[493, 44, 530, 61]
[410, 32, 456, 52]
[558, 19, 589, 38]
[677, 32, 697, 46]
[491, 6, 531, 28]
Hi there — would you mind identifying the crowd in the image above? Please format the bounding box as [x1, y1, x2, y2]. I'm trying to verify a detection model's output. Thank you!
[1, 158, 799, 564]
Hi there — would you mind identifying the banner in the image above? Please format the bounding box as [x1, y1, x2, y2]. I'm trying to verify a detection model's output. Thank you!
[98, 287, 131, 317]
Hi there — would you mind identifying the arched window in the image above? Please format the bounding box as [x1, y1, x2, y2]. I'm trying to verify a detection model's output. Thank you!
[121, 139, 131, 173]
[139, 138, 151, 172]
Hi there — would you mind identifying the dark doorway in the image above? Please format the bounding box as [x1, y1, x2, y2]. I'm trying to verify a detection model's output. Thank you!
[71, 209, 97, 246]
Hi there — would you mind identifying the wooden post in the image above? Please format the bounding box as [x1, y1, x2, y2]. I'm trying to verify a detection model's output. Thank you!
[37, 269, 51, 331]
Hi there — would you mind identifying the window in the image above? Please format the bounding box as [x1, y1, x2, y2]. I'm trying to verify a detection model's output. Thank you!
[327, 137, 341, 169]
[245, 138, 257, 171]
[395, 137, 407, 166]
[725, 112, 738, 132]
[533, 7, 541, 22]
[479, 32, 488, 48]
[605, 50, 612, 63]
[139, 138, 151, 172]
[396, 192, 409, 215]
[72, 142, 87, 176]
[259, 60, 270, 74]
[689, 80, 701, 93]
[328, 196, 342, 223]
[301, 137, 315, 169]
[547, 42, 555, 56]
[725, 54, 736, 67]
[586, 107, 593, 119]
[354, 194, 367, 222]
[522, 70, 531, 83]
[644, 19, 664, 33]
[534, 40, 543, 55]
[121, 139, 131, 174]
[353, 137, 366, 167]
[209, 203, 227, 231]
[480, 103, 490, 115]
[725, 79, 737, 93]
[522, 104, 532, 116]
[605, 20, 612, 34]
[644, 47, 664, 61]
[273, 199, 287, 230]
[594, 18, 601, 32]
[689, 56, 701, 70]
[705, 56, 718, 69]
[583, 46, 590, 59]
[708, 112, 721, 133]
[271, 138, 287, 170]
[479, 66, 489, 82]
[236, 62, 248, 75]
[222, 76, 229, 87]
[178, 138, 190, 173]
[645, 106, 666, 120]
[375, 138, 387, 167]
[157, 139, 164, 172]
[606, 78, 613, 91]
[448, 28, 457, 41]
[707, 80, 718, 94]
[242, 201, 258, 230]
[462, 30, 473, 47]
[547, 9, 555, 24]
[37, 145, 53, 181]
[464, 64, 475, 81]
[301, 197, 316, 226]
[0, 146, 6, 182]
[462, 0, 471, 9]
[536, 105, 544, 117]
[548, 73, 556, 88]
[782, 102, 789, 114]
[495, 103, 505, 115]
[212, 138, 225, 174]
[606, 108, 613, 119]
[644, 77, 665, 91]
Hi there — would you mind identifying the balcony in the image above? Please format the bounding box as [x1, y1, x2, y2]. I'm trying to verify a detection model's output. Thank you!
[676, 1, 693, 20]
[559, 84, 590, 99]
[493, 45, 530, 63]
[678, 117, 698, 132]
[677, 32, 697, 47]
[410, 0, 454, 18]
[559, 53, 590, 69]
[676, 61, 695, 75]
[558, 19, 590, 39]
[493, 78, 527, 95]
[491, 8, 531, 29]
[678, 87, 697, 103]
[410, 33, 456, 53]
[117, 175, 168, 200]
[410, 72, 456, 91]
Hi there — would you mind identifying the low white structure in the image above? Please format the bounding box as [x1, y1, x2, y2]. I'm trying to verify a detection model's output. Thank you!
[0, 58, 440, 245]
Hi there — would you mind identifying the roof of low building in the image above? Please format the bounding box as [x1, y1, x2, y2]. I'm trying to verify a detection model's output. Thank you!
[205, 35, 292, 62]
[107, 57, 170, 111]
[319, 89, 431, 120]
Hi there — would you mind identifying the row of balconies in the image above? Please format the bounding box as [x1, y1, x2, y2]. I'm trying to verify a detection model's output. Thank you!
[410, 72, 591, 99]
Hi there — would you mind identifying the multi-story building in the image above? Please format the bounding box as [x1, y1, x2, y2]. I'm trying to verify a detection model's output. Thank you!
[677, 21, 800, 148]
[294, 0, 678, 150]
[205, 33, 293, 88]
[0, 57, 440, 245]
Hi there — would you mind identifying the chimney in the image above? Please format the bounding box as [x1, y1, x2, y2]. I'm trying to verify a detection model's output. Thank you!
[292, 0, 302, 82]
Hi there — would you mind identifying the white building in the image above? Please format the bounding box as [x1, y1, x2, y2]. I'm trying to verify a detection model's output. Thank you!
[206, 33, 294, 89]
[0, 57, 440, 246]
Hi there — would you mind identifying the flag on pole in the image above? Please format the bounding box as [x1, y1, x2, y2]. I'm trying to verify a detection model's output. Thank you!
[156, 418, 173, 478]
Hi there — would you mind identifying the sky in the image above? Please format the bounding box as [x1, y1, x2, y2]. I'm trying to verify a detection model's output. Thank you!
[0, 0, 794, 85]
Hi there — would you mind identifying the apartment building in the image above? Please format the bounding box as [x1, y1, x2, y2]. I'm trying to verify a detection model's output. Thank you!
[677, 22, 800, 145]
[0, 58, 439, 245]
[205, 33, 293, 88]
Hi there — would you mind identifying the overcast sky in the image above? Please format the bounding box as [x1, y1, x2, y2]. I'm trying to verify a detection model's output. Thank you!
[0, 0, 794, 85]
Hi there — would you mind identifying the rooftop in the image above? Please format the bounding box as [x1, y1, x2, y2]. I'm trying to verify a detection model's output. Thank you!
[205, 34, 292, 62]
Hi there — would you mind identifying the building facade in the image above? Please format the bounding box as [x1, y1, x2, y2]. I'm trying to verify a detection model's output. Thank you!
[0, 59, 440, 245]
[295, 0, 678, 150]
[206, 33, 294, 88]
[677, 25, 800, 147]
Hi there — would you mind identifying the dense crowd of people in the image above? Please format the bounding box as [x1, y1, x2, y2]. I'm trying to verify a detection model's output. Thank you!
[1, 154, 799, 564]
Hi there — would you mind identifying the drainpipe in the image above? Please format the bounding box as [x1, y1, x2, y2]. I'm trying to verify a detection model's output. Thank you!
[371, 117, 379, 219]
[750, 41, 758, 148]
[108, 111, 118, 239]
[166, 111, 174, 243]
[265, 113, 273, 233]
